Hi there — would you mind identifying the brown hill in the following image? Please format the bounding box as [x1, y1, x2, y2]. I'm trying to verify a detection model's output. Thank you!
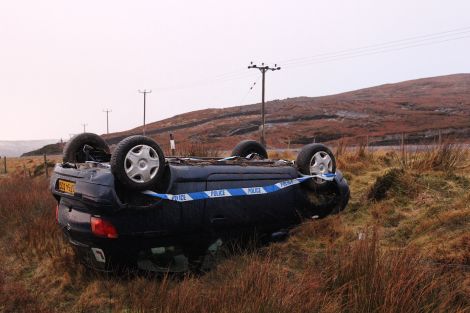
[21, 142, 63, 157]
[104, 73, 470, 150]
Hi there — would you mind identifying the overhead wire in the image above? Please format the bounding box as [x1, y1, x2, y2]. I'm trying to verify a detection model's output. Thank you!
[282, 33, 470, 69]
[153, 26, 470, 92]
[279, 26, 470, 66]
[154, 71, 256, 92]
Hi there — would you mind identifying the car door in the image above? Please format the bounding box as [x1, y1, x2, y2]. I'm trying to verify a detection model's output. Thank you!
[204, 170, 297, 238]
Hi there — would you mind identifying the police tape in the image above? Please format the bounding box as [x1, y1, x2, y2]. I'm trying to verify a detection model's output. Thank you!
[142, 173, 336, 202]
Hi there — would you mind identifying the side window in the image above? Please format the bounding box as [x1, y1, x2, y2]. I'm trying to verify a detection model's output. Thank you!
[172, 182, 206, 233]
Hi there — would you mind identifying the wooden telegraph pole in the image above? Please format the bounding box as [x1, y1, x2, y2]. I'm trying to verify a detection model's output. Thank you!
[247, 62, 281, 147]
[103, 109, 112, 134]
[138, 90, 152, 136]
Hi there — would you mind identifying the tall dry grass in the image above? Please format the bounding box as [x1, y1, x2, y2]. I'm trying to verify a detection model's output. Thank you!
[320, 231, 468, 312]
[334, 137, 347, 158]
[268, 149, 296, 160]
[397, 142, 469, 172]
[0, 177, 61, 256]
[172, 143, 221, 157]
[41, 231, 468, 313]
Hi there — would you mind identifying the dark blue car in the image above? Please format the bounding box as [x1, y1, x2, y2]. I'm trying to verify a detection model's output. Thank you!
[51, 134, 349, 272]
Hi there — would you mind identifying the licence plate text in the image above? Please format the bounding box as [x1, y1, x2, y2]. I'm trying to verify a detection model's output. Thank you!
[58, 180, 75, 195]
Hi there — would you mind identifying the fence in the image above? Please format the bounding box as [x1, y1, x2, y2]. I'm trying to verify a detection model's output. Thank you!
[0, 154, 52, 178]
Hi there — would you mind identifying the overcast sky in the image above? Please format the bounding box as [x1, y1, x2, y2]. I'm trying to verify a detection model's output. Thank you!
[1, 0, 469, 140]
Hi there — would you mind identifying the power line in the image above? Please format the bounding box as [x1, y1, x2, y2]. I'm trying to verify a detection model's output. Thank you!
[103, 109, 112, 134]
[152, 25, 470, 93]
[280, 26, 470, 66]
[154, 71, 257, 92]
[282, 33, 470, 70]
[138, 90, 152, 136]
[248, 62, 281, 147]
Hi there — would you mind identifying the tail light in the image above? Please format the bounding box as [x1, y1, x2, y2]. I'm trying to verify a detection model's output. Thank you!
[91, 217, 118, 239]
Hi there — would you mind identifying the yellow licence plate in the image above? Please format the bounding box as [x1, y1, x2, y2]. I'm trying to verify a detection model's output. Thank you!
[58, 180, 75, 195]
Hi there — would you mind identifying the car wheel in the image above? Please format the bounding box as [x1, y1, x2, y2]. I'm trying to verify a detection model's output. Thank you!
[110, 136, 165, 190]
[296, 143, 336, 191]
[231, 140, 268, 159]
[63, 133, 110, 163]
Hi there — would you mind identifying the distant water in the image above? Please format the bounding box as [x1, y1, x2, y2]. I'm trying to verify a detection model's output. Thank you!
[0, 139, 59, 157]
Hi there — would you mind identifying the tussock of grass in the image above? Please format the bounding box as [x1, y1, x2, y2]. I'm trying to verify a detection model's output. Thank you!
[367, 168, 419, 202]
[367, 168, 403, 201]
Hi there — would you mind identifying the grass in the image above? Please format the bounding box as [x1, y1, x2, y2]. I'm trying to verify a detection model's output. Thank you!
[0, 146, 469, 313]
[161, 142, 222, 158]
[397, 141, 469, 172]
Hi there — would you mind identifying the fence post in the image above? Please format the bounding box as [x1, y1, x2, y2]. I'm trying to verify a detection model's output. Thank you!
[44, 154, 48, 178]
[401, 133, 406, 168]
[3, 156, 6, 174]
[170, 133, 176, 156]
[23, 163, 27, 178]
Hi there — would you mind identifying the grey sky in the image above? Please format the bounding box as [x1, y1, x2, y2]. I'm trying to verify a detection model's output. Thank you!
[1, 0, 469, 140]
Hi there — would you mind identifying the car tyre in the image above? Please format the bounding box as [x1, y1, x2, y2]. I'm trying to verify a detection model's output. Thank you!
[110, 136, 165, 190]
[63, 133, 110, 163]
[231, 140, 268, 159]
[296, 143, 336, 191]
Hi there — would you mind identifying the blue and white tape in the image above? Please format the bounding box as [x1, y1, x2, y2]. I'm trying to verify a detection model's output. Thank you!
[142, 173, 336, 202]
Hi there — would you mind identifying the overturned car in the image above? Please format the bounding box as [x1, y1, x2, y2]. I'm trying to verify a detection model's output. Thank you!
[51, 133, 349, 272]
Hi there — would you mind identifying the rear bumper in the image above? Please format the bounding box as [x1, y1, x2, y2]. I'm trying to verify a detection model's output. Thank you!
[62, 228, 213, 273]
[67, 236, 109, 271]
[58, 202, 209, 272]
[61, 226, 141, 271]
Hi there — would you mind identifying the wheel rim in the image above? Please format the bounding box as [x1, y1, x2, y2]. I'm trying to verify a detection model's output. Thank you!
[309, 151, 333, 184]
[124, 144, 160, 184]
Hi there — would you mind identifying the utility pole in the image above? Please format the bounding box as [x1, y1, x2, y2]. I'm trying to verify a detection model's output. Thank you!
[81, 123, 88, 133]
[103, 109, 112, 134]
[138, 89, 152, 136]
[247, 62, 281, 147]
